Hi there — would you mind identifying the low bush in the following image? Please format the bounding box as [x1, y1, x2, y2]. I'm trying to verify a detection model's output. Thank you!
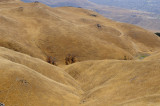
[47, 56, 57, 66]
[65, 54, 77, 65]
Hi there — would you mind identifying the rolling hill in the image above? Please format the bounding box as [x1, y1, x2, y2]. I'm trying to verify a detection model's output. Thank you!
[64, 59, 160, 106]
[0, 0, 160, 64]
[0, 0, 160, 106]
[21, 0, 160, 31]
[0, 47, 82, 105]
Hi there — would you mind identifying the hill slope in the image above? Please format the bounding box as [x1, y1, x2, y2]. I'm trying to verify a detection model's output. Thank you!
[2, 45, 160, 105]
[65, 60, 160, 105]
[0, 47, 82, 105]
[1, 1, 160, 106]
[21, 0, 160, 31]
[0, 1, 160, 64]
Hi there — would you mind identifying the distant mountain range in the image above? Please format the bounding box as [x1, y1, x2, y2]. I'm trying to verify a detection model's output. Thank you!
[89, 0, 160, 14]
[22, 0, 96, 7]
[22, 0, 160, 14]
[21, 0, 160, 31]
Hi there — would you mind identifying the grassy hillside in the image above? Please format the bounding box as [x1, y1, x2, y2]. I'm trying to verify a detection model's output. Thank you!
[0, 1, 160, 106]
[21, 0, 160, 31]
[0, 47, 82, 105]
[0, 1, 160, 64]
[65, 60, 160, 106]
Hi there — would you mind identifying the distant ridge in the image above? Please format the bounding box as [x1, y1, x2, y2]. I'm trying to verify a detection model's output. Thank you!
[21, 0, 160, 31]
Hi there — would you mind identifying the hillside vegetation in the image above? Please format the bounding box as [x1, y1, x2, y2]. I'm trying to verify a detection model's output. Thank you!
[0, 0, 160, 106]
[0, 0, 160, 64]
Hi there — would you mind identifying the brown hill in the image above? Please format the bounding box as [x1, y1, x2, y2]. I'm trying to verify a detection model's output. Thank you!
[0, 1, 160, 106]
[0, 1, 160, 64]
[65, 60, 160, 106]
[1, 46, 160, 105]
[0, 47, 82, 105]
[144, 51, 160, 61]
[21, 0, 160, 31]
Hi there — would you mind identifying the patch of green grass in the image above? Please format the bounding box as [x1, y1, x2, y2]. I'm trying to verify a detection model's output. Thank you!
[135, 53, 150, 60]
[139, 55, 149, 59]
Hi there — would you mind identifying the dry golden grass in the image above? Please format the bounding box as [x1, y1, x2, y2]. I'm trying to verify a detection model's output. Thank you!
[144, 51, 160, 61]
[65, 60, 160, 106]
[0, 47, 82, 106]
[0, 0, 160, 64]
[0, 0, 160, 106]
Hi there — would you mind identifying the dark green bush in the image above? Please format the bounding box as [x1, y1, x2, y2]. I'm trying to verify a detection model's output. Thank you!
[155, 32, 160, 37]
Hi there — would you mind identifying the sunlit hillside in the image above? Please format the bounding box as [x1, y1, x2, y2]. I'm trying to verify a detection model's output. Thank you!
[0, 0, 160, 106]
